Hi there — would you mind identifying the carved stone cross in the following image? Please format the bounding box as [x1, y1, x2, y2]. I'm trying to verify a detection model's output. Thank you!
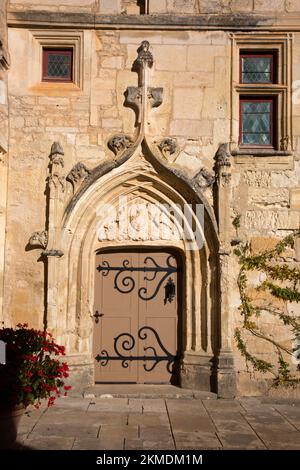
[125, 41, 163, 132]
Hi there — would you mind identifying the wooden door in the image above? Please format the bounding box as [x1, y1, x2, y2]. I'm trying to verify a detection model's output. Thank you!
[93, 250, 180, 383]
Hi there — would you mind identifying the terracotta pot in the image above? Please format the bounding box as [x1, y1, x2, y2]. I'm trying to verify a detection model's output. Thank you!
[0, 405, 25, 449]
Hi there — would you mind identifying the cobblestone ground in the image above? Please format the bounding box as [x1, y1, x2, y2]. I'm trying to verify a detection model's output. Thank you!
[15, 396, 300, 450]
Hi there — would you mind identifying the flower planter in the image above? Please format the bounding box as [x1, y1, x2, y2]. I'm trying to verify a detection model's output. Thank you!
[0, 405, 25, 449]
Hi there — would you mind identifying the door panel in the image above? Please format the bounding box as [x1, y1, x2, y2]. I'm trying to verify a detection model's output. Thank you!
[93, 250, 180, 384]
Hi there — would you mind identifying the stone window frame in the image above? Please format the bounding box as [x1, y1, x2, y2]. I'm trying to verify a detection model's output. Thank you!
[230, 33, 293, 159]
[30, 30, 83, 90]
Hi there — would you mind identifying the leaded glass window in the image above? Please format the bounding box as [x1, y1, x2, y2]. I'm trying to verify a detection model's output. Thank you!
[240, 98, 274, 146]
[42, 49, 73, 82]
[240, 52, 276, 84]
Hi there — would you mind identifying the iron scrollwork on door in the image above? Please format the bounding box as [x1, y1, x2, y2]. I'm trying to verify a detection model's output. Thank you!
[96, 255, 181, 301]
[95, 326, 178, 373]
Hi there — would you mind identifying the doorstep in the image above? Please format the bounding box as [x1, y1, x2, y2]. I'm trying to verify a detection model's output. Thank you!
[73, 384, 217, 400]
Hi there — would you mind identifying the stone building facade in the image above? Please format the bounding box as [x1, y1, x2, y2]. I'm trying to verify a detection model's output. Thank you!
[1, 0, 300, 397]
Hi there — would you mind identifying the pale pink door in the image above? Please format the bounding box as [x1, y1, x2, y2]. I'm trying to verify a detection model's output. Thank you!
[93, 250, 181, 383]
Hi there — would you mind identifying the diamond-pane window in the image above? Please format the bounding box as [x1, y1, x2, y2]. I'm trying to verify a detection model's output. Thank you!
[240, 98, 275, 147]
[42, 48, 73, 82]
[240, 52, 276, 84]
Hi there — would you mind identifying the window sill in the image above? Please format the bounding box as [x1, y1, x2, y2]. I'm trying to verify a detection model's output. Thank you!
[232, 149, 292, 157]
[232, 149, 294, 168]
[29, 82, 81, 96]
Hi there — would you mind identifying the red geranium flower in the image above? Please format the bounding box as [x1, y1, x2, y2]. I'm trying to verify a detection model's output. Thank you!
[0, 323, 71, 409]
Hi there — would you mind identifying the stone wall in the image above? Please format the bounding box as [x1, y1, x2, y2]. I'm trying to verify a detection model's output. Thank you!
[0, 0, 9, 325]
[3, 2, 300, 394]
[7, 0, 300, 15]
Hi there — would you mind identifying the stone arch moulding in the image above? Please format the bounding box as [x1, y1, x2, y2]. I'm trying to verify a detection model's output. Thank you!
[30, 41, 236, 398]
[55, 150, 221, 393]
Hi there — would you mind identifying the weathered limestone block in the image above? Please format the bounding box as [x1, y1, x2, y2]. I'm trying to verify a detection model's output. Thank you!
[199, 0, 231, 13]
[290, 189, 300, 210]
[187, 45, 215, 72]
[245, 210, 300, 231]
[230, 0, 253, 11]
[9, 0, 95, 7]
[271, 171, 299, 188]
[174, 71, 214, 87]
[98, 0, 121, 14]
[148, 0, 168, 13]
[248, 188, 290, 207]
[254, 0, 285, 11]
[152, 45, 186, 71]
[250, 236, 280, 254]
[243, 171, 271, 188]
[170, 119, 213, 137]
[286, 0, 300, 11]
[166, 0, 197, 14]
[173, 151, 202, 175]
[173, 88, 203, 119]
[295, 238, 300, 261]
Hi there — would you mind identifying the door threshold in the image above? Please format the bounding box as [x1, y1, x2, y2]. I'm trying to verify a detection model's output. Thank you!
[79, 384, 216, 400]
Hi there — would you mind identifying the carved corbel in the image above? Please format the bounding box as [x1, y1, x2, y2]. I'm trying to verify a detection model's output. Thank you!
[48, 141, 65, 192]
[148, 87, 163, 109]
[108, 135, 134, 157]
[157, 138, 178, 160]
[66, 162, 91, 191]
[42, 249, 64, 258]
[28, 230, 48, 249]
[193, 167, 215, 189]
[215, 143, 231, 168]
[214, 143, 231, 185]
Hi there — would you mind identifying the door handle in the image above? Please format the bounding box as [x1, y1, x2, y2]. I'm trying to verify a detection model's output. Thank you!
[164, 278, 176, 304]
[93, 311, 104, 324]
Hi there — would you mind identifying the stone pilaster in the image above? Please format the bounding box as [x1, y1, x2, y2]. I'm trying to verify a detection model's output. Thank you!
[214, 143, 237, 398]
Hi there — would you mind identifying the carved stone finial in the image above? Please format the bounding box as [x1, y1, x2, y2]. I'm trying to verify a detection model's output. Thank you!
[215, 143, 231, 168]
[66, 162, 91, 188]
[48, 142, 65, 191]
[50, 141, 64, 157]
[108, 135, 134, 156]
[158, 138, 177, 159]
[28, 230, 48, 249]
[134, 40, 153, 69]
[194, 168, 215, 189]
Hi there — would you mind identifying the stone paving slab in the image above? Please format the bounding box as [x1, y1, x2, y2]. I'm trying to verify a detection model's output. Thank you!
[82, 384, 217, 400]
[13, 395, 300, 450]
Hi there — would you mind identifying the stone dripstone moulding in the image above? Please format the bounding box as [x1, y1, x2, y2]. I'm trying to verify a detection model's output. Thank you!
[29, 41, 236, 398]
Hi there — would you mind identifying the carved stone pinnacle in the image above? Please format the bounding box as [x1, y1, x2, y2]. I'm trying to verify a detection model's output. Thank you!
[134, 40, 153, 69]
[28, 230, 48, 249]
[49, 141, 64, 157]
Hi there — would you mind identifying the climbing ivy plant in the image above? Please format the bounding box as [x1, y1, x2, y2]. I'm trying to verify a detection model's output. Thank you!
[234, 229, 300, 386]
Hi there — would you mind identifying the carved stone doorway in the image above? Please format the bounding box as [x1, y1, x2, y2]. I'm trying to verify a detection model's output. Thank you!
[93, 249, 182, 384]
